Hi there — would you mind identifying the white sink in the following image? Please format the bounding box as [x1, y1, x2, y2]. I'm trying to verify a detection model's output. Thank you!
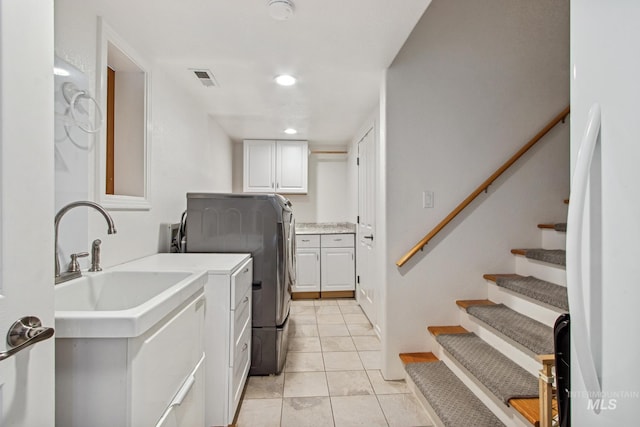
[55, 270, 206, 338]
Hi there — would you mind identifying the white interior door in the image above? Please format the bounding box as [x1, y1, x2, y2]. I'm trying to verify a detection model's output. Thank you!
[357, 127, 376, 326]
[0, 1, 56, 425]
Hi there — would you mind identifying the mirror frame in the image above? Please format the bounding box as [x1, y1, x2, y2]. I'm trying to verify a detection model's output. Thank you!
[96, 17, 151, 210]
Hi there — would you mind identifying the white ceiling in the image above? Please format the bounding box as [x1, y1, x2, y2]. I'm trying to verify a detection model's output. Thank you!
[93, 0, 430, 146]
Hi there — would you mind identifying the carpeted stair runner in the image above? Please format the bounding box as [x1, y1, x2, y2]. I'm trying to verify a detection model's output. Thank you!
[405, 361, 505, 427]
[495, 275, 568, 311]
[436, 333, 538, 404]
[522, 249, 566, 266]
[465, 303, 554, 355]
[554, 223, 567, 232]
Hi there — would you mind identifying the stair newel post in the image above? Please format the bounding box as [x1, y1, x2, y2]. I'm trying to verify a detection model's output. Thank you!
[537, 354, 555, 427]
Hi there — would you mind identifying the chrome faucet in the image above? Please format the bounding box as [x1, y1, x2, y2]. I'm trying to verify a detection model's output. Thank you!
[55, 201, 116, 284]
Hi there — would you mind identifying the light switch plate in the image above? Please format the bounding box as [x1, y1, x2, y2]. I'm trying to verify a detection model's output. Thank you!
[423, 191, 434, 208]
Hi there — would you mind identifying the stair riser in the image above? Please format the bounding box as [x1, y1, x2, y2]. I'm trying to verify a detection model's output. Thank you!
[487, 282, 565, 327]
[514, 256, 566, 286]
[404, 375, 445, 427]
[541, 228, 566, 250]
[458, 309, 543, 377]
[433, 345, 531, 427]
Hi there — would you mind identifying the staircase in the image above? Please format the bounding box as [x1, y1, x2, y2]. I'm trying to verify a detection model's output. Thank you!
[400, 212, 569, 427]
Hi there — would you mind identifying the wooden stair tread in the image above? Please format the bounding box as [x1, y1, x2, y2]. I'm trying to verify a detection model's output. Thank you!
[537, 223, 556, 229]
[509, 397, 558, 427]
[483, 273, 521, 282]
[427, 325, 468, 336]
[399, 352, 439, 365]
[511, 248, 527, 256]
[455, 299, 496, 309]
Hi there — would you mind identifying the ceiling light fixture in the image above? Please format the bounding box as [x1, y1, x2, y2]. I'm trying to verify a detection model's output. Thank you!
[275, 74, 296, 86]
[284, 128, 297, 135]
[268, 0, 295, 21]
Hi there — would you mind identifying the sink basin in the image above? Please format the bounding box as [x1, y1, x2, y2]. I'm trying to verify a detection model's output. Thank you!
[55, 270, 206, 338]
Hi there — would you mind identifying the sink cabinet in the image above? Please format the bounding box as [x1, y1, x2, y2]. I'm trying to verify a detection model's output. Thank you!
[54, 253, 252, 427]
[55, 290, 206, 427]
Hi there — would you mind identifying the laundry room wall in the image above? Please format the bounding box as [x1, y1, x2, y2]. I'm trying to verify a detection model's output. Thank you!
[54, 0, 233, 268]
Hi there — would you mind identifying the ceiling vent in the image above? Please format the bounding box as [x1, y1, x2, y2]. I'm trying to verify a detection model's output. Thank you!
[190, 69, 219, 88]
[268, 0, 295, 20]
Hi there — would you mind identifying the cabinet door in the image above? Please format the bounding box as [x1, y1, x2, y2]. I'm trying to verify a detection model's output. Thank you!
[243, 140, 276, 192]
[321, 247, 355, 291]
[276, 140, 308, 194]
[294, 248, 320, 292]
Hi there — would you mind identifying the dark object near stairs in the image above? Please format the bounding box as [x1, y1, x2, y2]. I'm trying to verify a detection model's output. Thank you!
[554, 313, 571, 427]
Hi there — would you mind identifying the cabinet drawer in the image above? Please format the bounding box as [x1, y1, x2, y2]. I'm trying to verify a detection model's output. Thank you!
[230, 324, 251, 418]
[230, 258, 252, 310]
[130, 292, 205, 427]
[231, 286, 251, 354]
[296, 234, 320, 248]
[230, 316, 251, 368]
[320, 234, 354, 248]
[155, 354, 205, 427]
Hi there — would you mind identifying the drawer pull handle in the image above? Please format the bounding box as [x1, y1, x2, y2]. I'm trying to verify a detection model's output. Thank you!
[242, 343, 248, 352]
[243, 296, 249, 304]
[302, 239, 310, 242]
[333, 238, 342, 241]
[171, 375, 195, 408]
[243, 268, 249, 274]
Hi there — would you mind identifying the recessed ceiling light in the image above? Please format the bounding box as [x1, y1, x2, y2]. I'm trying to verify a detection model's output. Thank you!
[275, 74, 296, 86]
[284, 128, 297, 135]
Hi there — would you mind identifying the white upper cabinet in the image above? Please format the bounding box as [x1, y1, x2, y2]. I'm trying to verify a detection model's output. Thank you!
[243, 140, 276, 192]
[276, 141, 308, 193]
[243, 140, 308, 194]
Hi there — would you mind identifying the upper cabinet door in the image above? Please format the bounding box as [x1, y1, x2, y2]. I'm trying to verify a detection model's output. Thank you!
[276, 140, 308, 194]
[243, 140, 276, 193]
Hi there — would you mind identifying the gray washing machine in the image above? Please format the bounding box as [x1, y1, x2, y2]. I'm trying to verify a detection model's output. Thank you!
[186, 193, 295, 375]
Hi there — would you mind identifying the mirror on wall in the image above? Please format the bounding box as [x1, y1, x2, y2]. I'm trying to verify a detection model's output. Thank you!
[96, 17, 151, 210]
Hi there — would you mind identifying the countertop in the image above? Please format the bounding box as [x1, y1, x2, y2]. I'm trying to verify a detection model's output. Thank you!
[295, 222, 356, 235]
[112, 253, 252, 274]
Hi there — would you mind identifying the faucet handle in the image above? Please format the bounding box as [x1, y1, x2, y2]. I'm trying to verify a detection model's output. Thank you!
[68, 252, 89, 273]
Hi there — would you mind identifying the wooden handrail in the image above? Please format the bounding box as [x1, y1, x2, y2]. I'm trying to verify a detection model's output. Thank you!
[396, 106, 570, 267]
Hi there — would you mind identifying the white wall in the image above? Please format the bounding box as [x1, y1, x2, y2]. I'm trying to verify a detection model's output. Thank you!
[382, 0, 570, 378]
[55, 0, 233, 268]
[232, 142, 353, 223]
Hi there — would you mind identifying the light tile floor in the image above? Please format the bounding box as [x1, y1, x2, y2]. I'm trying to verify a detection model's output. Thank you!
[236, 299, 433, 427]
